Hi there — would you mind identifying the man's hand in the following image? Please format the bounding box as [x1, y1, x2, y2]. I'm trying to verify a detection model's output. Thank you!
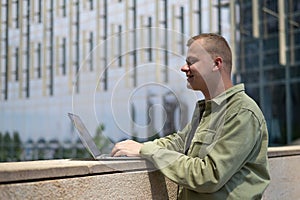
[111, 140, 144, 157]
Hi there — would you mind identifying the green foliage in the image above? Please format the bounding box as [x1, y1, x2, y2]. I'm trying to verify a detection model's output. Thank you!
[37, 138, 47, 160]
[13, 131, 22, 161]
[3, 132, 12, 161]
[0, 123, 113, 161]
[49, 139, 62, 159]
[0, 132, 3, 161]
[0, 131, 23, 162]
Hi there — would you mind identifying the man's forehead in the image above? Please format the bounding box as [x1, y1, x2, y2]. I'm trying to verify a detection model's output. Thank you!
[188, 39, 206, 51]
[187, 40, 211, 58]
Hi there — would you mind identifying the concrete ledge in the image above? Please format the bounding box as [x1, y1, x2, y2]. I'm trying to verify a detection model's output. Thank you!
[268, 145, 300, 157]
[0, 159, 155, 183]
[0, 146, 300, 199]
[0, 159, 176, 200]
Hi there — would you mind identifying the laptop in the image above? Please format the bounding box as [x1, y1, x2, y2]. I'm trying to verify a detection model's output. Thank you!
[68, 113, 143, 161]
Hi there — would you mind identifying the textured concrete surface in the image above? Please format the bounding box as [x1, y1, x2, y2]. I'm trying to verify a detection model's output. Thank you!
[263, 155, 300, 200]
[0, 170, 177, 200]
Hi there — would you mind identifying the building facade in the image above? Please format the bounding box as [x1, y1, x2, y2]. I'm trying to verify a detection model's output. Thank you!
[235, 0, 300, 145]
[1, 0, 231, 150]
[0, 0, 298, 161]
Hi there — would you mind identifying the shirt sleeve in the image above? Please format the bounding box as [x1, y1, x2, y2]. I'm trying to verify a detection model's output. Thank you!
[150, 122, 191, 153]
[140, 108, 263, 193]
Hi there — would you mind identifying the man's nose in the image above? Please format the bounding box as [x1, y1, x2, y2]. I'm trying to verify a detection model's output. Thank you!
[181, 64, 189, 72]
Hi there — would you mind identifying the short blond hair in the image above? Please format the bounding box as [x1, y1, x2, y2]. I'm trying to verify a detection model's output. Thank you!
[187, 33, 232, 68]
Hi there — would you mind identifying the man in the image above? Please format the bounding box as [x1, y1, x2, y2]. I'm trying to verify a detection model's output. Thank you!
[111, 33, 270, 199]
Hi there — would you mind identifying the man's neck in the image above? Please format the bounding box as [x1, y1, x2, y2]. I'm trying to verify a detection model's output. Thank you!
[203, 81, 233, 101]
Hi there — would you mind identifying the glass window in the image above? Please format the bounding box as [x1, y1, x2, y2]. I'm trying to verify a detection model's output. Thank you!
[264, 67, 285, 81]
[264, 84, 287, 145]
[263, 50, 279, 66]
[263, 0, 279, 35]
[291, 82, 300, 143]
[263, 36, 278, 51]
[290, 65, 300, 78]
[241, 71, 260, 84]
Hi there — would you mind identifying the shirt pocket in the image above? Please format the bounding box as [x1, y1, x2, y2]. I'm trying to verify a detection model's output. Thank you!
[188, 129, 216, 158]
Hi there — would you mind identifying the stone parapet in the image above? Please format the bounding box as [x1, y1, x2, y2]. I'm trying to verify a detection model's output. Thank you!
[263, 145, 300, 200]
[0, 159, 177, 199]
[0, 159, 155, 183]
[0, 146, 300, 199]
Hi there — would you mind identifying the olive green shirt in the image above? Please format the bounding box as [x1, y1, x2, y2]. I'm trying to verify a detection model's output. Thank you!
[140, 84, 270, 200]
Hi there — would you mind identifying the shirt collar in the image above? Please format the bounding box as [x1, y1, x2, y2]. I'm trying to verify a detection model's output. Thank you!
[211, 83, 245, 105]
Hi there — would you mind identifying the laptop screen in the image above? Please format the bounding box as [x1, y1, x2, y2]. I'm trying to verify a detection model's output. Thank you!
[68, 113, 101, 159]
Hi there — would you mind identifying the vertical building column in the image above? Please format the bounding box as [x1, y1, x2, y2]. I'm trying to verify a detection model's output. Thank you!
[110, 24, 115, 68]
[71, 0, 80, 93]
[103, 0, 108, 90]
[252, 0, 260, 38]
[179, 6, 185, 55]
[30, 41, 35, 79]
[0, 2, 2, 99]
[0, 3, 4, 100]
[171, 5, 176, 53]
[89, 32, 94, 71]
[68, 0, 73, 94]
[4, 0, 10, 100]
[163, 0, 168, 83]
[198, 0, 202, 34]
[15, 47, 19, 81]
[230, 0, 236, 74]
[42, 1, 47, 96]
[96, 0, 101, 90]
[37, 43, 42, 78]
[49, 0, 54, 96]
[132, 0, 137, 87]
[25, 0, 31, 98]
[147, 17, 152, 62]
[140, 15, 145, 63]
[18, 0, 24, 98]
[125, 0, 130, 87]
[217, 0, 222, 35]
[75, 0, 80, 93]
[278, 0, 286, 66]
[117, 25, 122, 67]
[278, 0, 291, 144]
[55, 36, 60, 75]
[209, 1, 213, 32]
[41, 0, 55, 96]
[155, 0, 160, 83]
[189, 0, 194, 35]
[62, 38, 66, 75]
[257, 1, 265, 114]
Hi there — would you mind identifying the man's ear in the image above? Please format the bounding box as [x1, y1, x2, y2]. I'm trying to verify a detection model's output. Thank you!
[212, 57, 223, 72]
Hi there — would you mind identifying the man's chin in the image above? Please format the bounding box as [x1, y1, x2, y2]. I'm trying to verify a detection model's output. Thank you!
[187, 83, 201, 91]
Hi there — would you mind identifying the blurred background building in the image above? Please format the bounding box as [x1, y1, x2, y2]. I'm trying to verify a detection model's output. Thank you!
[235, 0, 300, 146]
[0, 0, 299, 161]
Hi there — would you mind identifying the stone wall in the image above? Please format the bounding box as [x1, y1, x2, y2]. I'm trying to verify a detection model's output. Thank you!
[0, 159, 177, 200]
[263, 146, 300, 200]
[0, 146, 299, 200]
